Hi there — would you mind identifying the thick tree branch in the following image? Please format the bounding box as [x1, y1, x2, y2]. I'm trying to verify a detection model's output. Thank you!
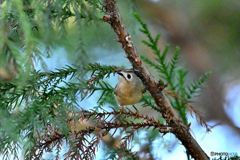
[103, 0, 209, 159]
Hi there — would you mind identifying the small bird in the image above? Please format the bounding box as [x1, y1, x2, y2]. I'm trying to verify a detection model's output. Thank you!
[114, 69, 145, 113]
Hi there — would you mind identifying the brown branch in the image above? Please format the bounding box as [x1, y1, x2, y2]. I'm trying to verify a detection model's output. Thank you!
[103, 0, 209, 159]
[34, 107, 168, 159]
[75, 107, 170, 134]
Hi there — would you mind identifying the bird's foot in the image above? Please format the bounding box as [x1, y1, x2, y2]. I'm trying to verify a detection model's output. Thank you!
[119, 106, 125, 114]
[132, 105, 140, 118]
[135, 110, 140, 118]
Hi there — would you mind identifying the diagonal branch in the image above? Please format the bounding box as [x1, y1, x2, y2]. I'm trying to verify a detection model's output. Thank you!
[103, 0, 209, 159]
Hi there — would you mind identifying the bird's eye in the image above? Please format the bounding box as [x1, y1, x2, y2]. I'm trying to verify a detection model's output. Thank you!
[127, 74, 131, 79]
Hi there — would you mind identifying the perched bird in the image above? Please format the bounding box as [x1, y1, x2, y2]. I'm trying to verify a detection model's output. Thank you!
[114, 69, 145, 113]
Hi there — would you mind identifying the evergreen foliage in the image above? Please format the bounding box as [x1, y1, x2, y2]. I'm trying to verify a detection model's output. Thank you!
[105, 148, 139, 160]
[0, 66, 79, 158]
[133, 13, 211, 129]
[0, 0, 212, 159]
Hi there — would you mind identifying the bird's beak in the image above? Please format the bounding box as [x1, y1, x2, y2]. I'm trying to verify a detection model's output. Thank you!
[117, 71, 127, 82]
[117, 71, 123, 77]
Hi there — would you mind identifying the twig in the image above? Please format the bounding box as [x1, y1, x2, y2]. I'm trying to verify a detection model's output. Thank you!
[34, 108, 168, 159]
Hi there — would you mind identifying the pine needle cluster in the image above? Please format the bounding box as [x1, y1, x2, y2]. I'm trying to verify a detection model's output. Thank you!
[133, 13, 212, 131]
